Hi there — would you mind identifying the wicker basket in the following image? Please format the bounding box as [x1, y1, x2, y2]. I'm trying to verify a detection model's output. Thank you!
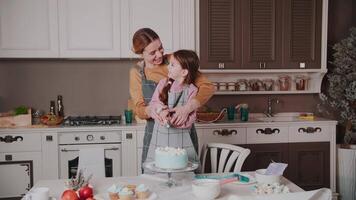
[197, 108, 226, 123]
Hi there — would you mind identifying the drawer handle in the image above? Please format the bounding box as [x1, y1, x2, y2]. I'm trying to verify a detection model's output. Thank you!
[256, 128, 280, 135]
[0, 135, 23, 143]
[298, 127, 322, 134]
[213, 129, 237, 136]
[60, 147, 119, 152]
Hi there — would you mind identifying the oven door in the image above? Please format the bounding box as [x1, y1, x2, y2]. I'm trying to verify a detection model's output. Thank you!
[59, 143, 121, 179]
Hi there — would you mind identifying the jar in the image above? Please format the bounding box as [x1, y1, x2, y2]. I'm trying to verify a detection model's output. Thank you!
[249, 79, 263, 91]
[227, 82, 236, 91]
[218, 82, 227, 91]
[213, 82, 219, 91]
[295, 75, 309, 90]
[237, 79, 248, 91]
[262, 79, 274, 91]
[278, 75, 291, 91]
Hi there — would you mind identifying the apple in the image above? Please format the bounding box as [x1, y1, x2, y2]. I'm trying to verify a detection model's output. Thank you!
[61, 189, 79, 200]
[78, 185, 93, 200]
[86, 198, 95, 200]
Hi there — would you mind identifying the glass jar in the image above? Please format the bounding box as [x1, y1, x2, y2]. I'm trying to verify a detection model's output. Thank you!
[237, 79, 248, 91]
[218, 82, 227, 91]
[295, 75, 309, 90]
[227, 82, 236, 91]
[213, 82, 219, 91]
[249, 79, 262, 91]
[262, 79, 274, 91]
[278, 75, 291, 91]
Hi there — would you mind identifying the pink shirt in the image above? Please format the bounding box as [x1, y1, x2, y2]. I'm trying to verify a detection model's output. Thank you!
[149, 78, 198, 128]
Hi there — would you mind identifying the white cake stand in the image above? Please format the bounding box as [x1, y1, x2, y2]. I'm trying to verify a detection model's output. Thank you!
[143, 161, 199, 188]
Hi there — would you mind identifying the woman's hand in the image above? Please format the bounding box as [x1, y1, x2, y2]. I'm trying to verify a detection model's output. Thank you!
[158, 109, 170, 125]
[169, 105, 190, 126]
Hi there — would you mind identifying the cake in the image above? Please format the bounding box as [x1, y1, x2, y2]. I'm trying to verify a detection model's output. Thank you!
[155, 147, 188, 169]
[135, 184, 150, 199]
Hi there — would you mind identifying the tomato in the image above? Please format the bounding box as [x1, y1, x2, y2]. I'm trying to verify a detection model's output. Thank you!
[78, 186, 93, 200]
[61, 189, 79, 200]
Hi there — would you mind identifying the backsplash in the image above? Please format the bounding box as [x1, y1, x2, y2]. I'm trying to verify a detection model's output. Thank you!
[0, 60, 320, 116]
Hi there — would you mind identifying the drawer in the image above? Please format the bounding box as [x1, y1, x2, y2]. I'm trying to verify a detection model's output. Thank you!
[289, 125, 330, 142]
[200, 128, 247, 145]
[247, 126, 288, 144]
[136, 130, 145, 148]
[0, 133, 41, 152]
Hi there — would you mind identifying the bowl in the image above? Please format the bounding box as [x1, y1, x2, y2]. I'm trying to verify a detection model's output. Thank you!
[255, 169, 281, 184]
[192, 179, 220, 200]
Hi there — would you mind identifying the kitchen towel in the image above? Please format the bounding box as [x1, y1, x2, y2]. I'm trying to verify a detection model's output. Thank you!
[227, 188, 332, 200]
[78, 147, 105, 178]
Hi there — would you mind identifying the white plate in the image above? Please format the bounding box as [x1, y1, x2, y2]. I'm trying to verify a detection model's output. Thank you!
[234, 173, 257, 185]
[143, 161, 199, 173]
[94, 192, 157, 200]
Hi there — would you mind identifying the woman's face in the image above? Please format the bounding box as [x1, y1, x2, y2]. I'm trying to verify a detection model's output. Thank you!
[168, 56, 188, 81]
[142, 39, 164, 65]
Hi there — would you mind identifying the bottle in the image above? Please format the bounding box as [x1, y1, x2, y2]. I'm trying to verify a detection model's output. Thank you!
[50, 101, 56, 115]
[57, 95, 64, 117]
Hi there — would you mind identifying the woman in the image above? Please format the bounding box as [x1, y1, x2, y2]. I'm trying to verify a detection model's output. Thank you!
[129, 28, 215, 165]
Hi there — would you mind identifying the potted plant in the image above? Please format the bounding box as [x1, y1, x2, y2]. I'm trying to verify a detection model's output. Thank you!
[319, 27, 356, 200]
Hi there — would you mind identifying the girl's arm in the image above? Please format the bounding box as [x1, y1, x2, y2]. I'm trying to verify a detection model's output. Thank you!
[149, 79, 168, 122]
[174, 85, 198, 128]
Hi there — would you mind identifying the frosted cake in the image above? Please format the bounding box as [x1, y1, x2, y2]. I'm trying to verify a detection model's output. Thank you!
[155, 147, 188, 169]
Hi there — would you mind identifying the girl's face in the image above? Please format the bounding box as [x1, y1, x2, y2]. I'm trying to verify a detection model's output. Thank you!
[142, 39, 164, 65]
[168, 56, 188, 82]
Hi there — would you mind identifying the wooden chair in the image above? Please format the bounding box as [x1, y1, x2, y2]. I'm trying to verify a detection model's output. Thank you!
[200, 143, 250, 173]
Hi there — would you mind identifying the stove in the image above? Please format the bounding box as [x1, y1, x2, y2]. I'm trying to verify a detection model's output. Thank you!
[63, 116, 121, 126]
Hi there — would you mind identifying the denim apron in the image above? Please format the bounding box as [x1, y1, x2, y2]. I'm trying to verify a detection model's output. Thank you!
[139, 63, 199, 165]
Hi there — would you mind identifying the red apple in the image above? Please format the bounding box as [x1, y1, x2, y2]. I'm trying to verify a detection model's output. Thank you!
[61, 189, 79, 200]
[78, 185, 93, 200]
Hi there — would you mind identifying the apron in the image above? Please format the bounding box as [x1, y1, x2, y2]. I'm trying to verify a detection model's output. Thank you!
[145, 86, 199, 164]
[139, 63, 199, 165]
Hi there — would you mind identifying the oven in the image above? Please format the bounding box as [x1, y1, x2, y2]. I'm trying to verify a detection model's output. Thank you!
[58, 130, 121, 179]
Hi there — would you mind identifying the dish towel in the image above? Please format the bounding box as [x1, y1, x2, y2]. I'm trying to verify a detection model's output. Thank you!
[78, 147, 105, 178]
[227, 188, 332, 200]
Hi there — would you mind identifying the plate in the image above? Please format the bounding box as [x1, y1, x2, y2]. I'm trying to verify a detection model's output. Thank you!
[143, 161, 199, 173]
[94, 192, 157, 200]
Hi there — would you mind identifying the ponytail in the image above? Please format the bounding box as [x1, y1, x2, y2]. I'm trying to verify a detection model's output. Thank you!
[159, 78, 174, 105]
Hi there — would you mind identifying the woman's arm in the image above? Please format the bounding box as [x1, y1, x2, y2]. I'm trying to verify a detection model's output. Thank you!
[170, 73, 215, 125]
[149, 79, 168, 123]
[173, 85, 198, 128]
[129, 67, 150, 119]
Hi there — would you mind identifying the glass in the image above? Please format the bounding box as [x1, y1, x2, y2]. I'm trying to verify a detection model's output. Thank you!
[295, 75, 309, 90]
[278, 75, 291, 91]
[227, 106, 235, 120]
[262, 79, 274, 91]
[239, 104, 249, 122]
[124, 109, 133, 124]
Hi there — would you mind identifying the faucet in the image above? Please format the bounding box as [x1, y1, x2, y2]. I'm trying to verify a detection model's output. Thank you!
[265, 97, 280, 117]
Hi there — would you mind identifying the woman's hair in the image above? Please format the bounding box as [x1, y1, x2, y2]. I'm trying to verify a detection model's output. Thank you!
[159, 50, 200, 105]
[132, 28, 160, 54]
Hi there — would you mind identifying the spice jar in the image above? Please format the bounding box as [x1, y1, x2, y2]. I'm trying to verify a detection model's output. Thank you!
[227, 82, 236, 91]
[262, 79, 274, 91]
[278, 75, 291, 91]
[249, 79, 262, 91]
[295, 75, 309, 90]
[237, 79, 248, 91]
[213, 82, 219, 91]
[218, 82, 227, 91]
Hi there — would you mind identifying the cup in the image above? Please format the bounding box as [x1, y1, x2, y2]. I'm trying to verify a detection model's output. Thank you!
[239, 104, 249, 122]
[227, 106, 235, 120]
[24, 187, 49, 200]
[124, 109, 133, 124]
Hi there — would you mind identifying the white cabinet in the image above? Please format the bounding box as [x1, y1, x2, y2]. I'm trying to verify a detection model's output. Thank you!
[121, 130, 138, 176]
[121, 0, 196, 57]
[0, 0, 59, 58]
[58, 0, 122, 57]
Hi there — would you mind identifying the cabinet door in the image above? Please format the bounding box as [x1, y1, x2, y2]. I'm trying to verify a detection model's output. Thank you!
[200, 0, 242, 69]
[241, 0, 283, 69]
[0, 0, 59, 58]
[121, 0, 195, 57]
[284, 0, 322, 69]
[241, 143, 289, 174]
[0, 152, 42, 199]
[289, 142, 330, 190]
[58, 0, 121, 57]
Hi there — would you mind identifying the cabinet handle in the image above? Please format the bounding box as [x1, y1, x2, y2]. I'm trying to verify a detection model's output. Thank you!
[298, 127, 322, 134]
[263, 62, 266, 69]
[256, 128, 280, 135]
[259, 62, 262, 69]
[60, 147, 119, 152]
[218, 63, 225, 69]
[0, 135, 23, 143]
[213, 129, 237, 136]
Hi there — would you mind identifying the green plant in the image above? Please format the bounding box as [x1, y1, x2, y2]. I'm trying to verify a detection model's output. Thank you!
[319, 27, 356, 144]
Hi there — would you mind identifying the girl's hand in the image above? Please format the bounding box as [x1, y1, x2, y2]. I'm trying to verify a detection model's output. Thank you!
[159, 109, 170, 125]
[169, 105, 190, 126]
[145, 105, 165, 123]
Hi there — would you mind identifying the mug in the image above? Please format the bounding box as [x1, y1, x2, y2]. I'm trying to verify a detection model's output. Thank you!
[124, 109, 133, 124]
[227, 106, 235, 120]
[24, 187, 49, 200]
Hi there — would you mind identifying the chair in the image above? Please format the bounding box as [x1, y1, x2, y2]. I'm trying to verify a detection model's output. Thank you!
[200, 143, 251, 173]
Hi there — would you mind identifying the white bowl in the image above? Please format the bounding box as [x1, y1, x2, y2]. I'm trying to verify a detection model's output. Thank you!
[192, 179, 220, 200]
[255, 169, 281, 184]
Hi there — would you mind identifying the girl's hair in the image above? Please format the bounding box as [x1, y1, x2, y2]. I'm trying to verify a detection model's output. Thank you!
[132, 28, 160, 54]
[159, 50, 200, 105]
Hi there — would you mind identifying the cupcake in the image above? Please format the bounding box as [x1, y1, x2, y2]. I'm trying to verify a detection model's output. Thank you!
[107, 184, 121, 200]
[135, 184, 150, 199]
[126, 184, 136, 194]
[119, 187, 134, 200]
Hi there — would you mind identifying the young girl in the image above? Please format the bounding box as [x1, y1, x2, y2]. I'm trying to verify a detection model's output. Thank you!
[146, 49, 200, 165]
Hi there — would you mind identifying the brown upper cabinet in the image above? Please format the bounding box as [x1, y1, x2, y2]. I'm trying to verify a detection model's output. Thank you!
[200, 0, 323, 70]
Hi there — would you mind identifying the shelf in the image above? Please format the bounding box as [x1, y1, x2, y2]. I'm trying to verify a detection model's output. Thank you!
[201, 69, 327, 74]
[214, 90, 318, 95]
